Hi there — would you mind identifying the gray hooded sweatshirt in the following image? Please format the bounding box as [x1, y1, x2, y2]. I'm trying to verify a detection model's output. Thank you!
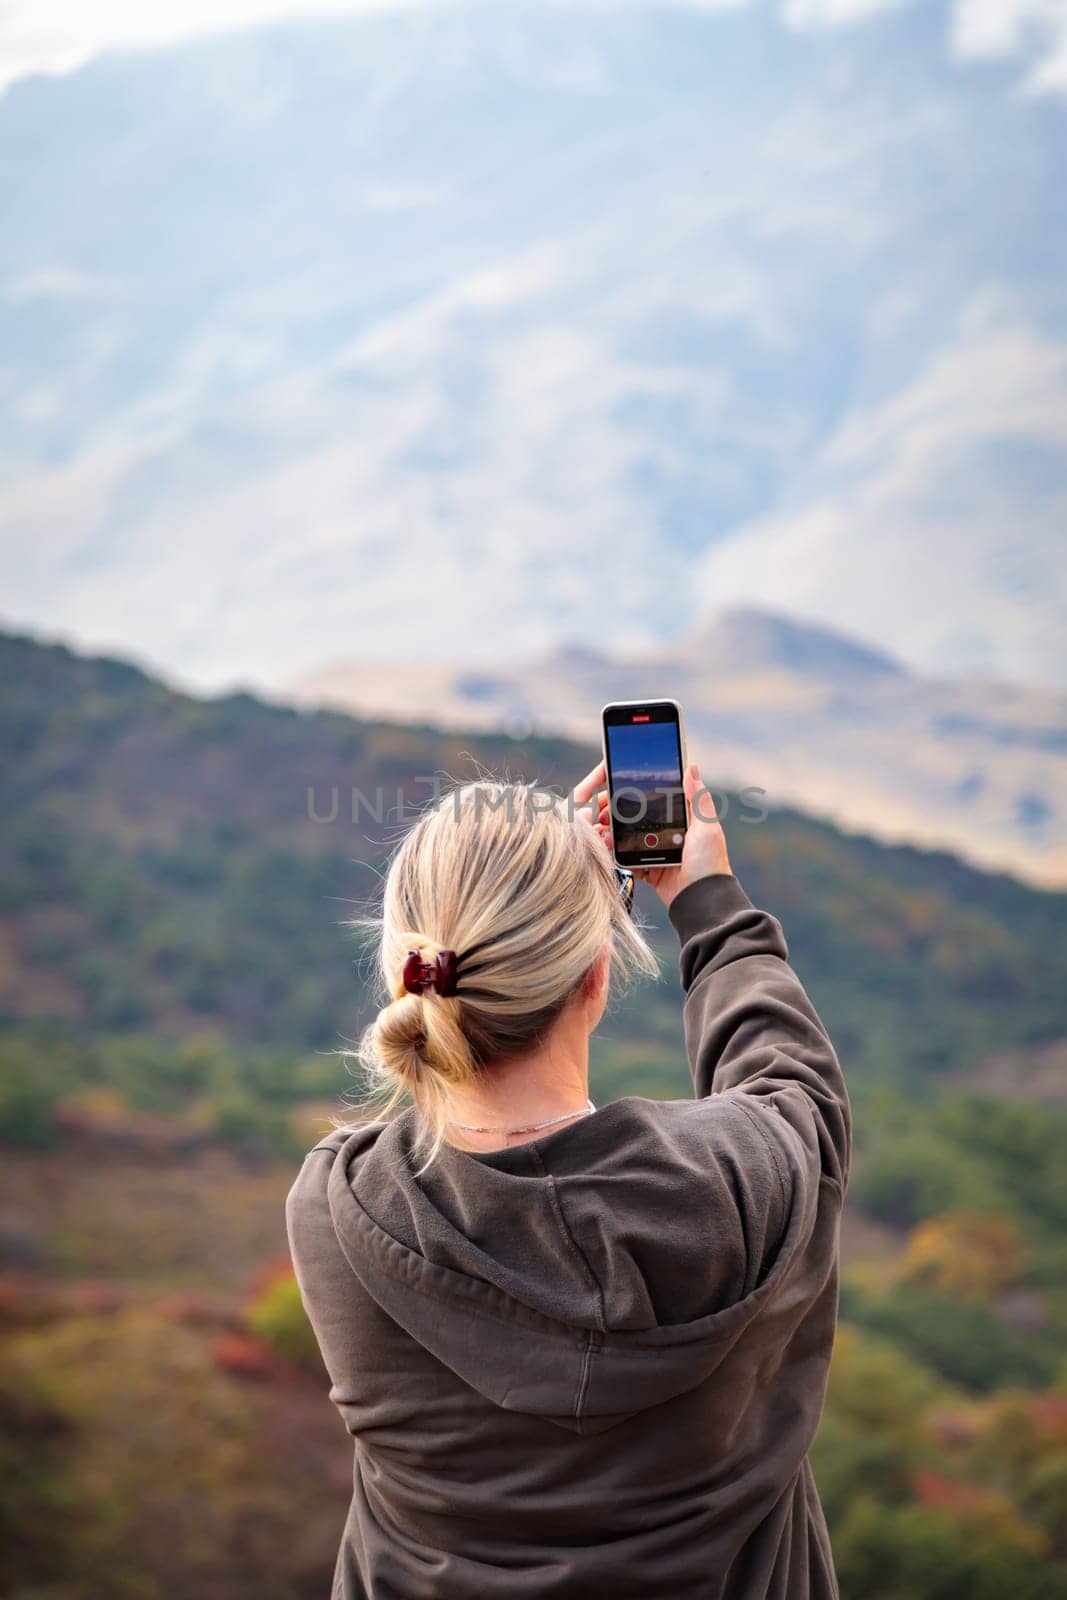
[285, 872, 852, 1599]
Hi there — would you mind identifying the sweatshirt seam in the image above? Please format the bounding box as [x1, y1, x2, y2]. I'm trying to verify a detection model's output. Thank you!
[529, 1146, 606, 1419]
[574, 1336, 596, 1423]
[732, 1098, 790, 1216]
[529, 1146, 608, 1334]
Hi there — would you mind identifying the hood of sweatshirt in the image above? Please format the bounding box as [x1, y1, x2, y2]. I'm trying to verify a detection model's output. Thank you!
[314, 1085, 813, 1436]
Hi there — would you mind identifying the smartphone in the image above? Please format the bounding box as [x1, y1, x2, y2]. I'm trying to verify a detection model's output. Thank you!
[601, 699, 688, 868]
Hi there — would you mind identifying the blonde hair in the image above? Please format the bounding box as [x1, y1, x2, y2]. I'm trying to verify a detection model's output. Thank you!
[333, 778, 659, 1170]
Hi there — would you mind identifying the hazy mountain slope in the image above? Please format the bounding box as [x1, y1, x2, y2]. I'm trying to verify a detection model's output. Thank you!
[2, 628, 1066, 1092]
[290, 606, 1067, 884]
[0, 1, 1064, 690]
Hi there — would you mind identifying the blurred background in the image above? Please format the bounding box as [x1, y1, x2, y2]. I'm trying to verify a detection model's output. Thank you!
[1, 2, 1066, 1597]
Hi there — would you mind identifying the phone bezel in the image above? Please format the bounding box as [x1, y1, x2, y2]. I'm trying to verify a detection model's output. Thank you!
[600, 698, 688, 868]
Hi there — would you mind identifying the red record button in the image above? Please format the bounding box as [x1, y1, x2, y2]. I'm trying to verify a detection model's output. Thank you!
[644, 833, 659, 847]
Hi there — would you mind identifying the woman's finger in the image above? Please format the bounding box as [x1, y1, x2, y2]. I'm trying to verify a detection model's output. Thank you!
[572, 759, 607, 809]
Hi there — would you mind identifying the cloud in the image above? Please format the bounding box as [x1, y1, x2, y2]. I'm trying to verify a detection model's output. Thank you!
[779, 0, 1067, 94]
[951, 0, 1067, 92]
[782, 0, 918, 30]
[4, 265, 123, 302]
[0, 0, 441, 98]
[0, 0, 753, 101]
[4, 0, 1067, 104]
[0, 0, 749, 100]
[697, 292, 1067, 685]
[1, 0, 1064, 692]
[0, 231, 742, 687]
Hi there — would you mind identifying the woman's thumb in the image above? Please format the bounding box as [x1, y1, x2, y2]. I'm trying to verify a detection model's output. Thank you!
[684, 761, 717, 824]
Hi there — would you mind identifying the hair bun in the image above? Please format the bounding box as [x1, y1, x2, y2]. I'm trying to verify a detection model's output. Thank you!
[375, 994, 428, 1085]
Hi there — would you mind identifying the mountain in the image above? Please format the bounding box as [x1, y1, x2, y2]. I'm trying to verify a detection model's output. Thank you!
[289, 606, 1067, 885]
[2, 627, 1066, 1098]
[0, 1, 1065, 692]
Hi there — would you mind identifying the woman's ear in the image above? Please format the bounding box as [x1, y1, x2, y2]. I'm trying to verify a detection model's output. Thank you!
[580, 942, 611, 1011]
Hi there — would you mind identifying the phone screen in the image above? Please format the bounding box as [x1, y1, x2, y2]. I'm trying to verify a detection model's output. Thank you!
[602, 701, 687, 867]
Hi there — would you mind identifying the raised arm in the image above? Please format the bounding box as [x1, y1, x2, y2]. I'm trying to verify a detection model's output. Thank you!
[668, 871, 851, 1192]
[613, 760, 851, 1193]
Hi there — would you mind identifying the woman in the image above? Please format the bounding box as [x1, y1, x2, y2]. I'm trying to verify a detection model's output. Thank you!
[286, 757, 851, 1600]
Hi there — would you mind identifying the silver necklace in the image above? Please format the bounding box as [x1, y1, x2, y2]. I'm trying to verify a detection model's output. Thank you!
[448, 1098, 597, 1137]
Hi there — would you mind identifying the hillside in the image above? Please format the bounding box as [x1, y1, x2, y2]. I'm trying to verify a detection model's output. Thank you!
[4, 628, 1067, 1600]
[2, 628, 1066, 1092]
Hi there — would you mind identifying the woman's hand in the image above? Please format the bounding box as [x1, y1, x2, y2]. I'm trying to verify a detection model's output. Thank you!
[596, 761, 731, 912]
[570, 759, 614, 856]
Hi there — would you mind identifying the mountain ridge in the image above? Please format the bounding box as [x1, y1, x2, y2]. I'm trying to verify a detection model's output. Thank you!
[288, 605, 1067, 886]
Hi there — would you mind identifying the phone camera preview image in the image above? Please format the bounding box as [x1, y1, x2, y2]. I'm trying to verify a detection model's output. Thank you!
[603, 705, 687, 867]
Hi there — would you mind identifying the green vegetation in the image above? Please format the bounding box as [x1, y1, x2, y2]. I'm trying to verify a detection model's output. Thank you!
[2, 629, 1067, 1598]
[816, 1325, 1067, 1599]
[1, 630, 1065, 1088]
[247, 1271, 323, 1370]
[0, 1300, 344, 1600]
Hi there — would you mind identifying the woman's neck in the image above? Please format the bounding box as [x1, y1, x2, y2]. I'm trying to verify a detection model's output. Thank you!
[444, 1018, 592, 1149]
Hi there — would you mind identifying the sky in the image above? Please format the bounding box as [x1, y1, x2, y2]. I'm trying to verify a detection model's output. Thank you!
[2, 0, 1066, 100]
[1, 0, 1065, 693]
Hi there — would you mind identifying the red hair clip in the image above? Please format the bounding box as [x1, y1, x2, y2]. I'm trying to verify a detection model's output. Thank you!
[402, 949, 459, 998]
